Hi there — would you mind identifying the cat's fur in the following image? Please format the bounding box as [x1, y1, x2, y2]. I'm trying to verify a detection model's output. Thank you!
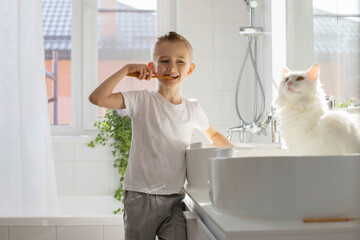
[274, 64, 360, 155]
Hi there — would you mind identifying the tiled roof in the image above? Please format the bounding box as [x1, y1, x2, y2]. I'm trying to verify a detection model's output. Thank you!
[42, 0, 156, 59]
[314, 11, 360, 55]
[42, 0, 72, 51]
[98, 9, 156, 59]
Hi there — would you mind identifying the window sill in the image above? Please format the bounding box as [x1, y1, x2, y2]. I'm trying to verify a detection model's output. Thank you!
[52, 134, 99, 144]
[51, 128, 99, 138]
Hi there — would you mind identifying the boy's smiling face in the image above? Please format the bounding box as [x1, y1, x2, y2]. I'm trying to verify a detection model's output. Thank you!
[149, 41, 195, 88]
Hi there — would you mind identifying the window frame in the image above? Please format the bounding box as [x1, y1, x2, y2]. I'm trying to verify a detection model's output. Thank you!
[51, 0, 178, 135]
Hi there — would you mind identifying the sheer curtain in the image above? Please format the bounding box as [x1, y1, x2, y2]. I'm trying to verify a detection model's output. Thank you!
[0, 0, 59, 215]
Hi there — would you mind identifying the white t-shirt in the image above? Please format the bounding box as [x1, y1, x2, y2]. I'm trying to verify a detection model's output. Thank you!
[117, 89, 209, 195]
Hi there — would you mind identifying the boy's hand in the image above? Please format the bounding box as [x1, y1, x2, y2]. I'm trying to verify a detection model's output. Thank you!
[125, 64, 156, 81]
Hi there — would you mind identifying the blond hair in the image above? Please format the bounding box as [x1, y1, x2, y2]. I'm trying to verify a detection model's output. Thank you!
[152, 31, 193, 61]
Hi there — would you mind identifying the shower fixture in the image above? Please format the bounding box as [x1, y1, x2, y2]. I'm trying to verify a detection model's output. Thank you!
[240, 0, 263, 36]
[226, 0, 271, 142]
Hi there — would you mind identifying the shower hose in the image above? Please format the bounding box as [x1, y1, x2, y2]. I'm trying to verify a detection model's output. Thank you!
[235, 36, 266, 142]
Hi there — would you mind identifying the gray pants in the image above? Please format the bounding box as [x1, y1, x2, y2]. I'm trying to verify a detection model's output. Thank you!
[123, 190, 187, 240]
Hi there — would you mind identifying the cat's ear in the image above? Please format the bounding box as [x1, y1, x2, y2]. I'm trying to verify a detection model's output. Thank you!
[282, 67, 290, 77]
[306, 64, 319, 82]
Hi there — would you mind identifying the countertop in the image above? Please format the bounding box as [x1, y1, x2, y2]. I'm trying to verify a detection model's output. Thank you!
[184, 186, 360, 240]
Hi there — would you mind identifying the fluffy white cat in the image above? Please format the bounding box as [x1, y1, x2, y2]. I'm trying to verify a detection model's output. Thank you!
[274, 64, 360, 155]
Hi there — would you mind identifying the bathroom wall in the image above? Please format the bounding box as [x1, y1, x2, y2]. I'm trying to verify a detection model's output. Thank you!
[53, 136, 120, 198]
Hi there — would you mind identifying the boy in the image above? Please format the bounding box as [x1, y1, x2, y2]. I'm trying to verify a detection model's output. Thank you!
[89, 32, 234, 240]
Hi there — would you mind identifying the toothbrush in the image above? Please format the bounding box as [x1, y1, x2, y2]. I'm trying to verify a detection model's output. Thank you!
[127, 73, 174, 80]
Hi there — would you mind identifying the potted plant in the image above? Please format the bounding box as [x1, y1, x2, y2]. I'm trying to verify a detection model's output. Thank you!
[88, 109, 132, 214]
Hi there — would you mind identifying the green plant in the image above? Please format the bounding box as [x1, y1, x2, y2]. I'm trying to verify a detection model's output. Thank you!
[336, 98, 356, 109]
[88, 109, 132, 214]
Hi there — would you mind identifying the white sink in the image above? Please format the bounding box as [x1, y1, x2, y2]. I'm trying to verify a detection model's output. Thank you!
[210, 154, 360, 220]
[185, 143, 283, 188]
[186, 144, 217, 188]
[186, 144, 360, 220]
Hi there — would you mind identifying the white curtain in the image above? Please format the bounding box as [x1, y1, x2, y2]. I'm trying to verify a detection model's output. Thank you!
[0, 0, 59, 216]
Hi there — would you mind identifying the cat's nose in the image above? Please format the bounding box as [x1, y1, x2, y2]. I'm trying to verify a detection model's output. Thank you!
[287, 81, 291, 86]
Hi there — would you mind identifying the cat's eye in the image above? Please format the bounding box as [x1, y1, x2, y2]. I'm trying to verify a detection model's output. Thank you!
[285, 77, 289, 82]
[296, 76, 304, 81]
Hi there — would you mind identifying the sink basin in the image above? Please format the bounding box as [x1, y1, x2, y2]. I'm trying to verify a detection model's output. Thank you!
[209, 154, 360, 220]
[185, 144, 217, 188]
[185, 143, 283, 188]
[186, 144, 360, 220]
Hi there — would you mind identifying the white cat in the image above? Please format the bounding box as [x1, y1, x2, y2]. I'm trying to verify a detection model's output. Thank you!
[274, 64, 360, 155]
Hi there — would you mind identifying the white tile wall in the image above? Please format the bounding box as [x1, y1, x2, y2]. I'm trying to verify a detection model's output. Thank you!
[59, 196, 122, 215]
[104, 226, 125, 240]
[213, 0, 248, 23]
[213, 91, 249, 126]
[179, 22, 213, 57]
[53, 136, 116, 197]
[75, 161, 110, 195]
[74, 143, 110, 161]
[54, 161, 74, 195]
[180, 0, 213, 22]
[213, 56, 251, 91]
[0, 227, 8, 240]
[109, 159, 121, 193]
[0, 225, 127, 240]
[57, 226, 102, 240]
[8, 227, 55, 240]
[213, 23, 247, 57]
[53, 144, 74, 161]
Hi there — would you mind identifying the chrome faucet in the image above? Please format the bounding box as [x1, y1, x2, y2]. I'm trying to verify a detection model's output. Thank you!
[325, 95, 335, 110]
[261, 108, 280, 144]
[226, 108, 280, 143]
[226, 121, 267, 142]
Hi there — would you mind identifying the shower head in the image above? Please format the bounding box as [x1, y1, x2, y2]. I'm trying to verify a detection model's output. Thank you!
[244, 0, 258, 8]
[243, 0, 258, 28]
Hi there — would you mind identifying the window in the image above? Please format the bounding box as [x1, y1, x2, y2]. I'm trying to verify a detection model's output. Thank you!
[313, 0, 360, 102]
[97, 0, 157, 117]
[43, 0, 72, 125]
[43, 0, 175, 134]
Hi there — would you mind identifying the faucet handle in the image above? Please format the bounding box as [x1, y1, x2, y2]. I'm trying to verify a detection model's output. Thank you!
[325, 95, 335, 110]
[261, 112, 273, 128]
